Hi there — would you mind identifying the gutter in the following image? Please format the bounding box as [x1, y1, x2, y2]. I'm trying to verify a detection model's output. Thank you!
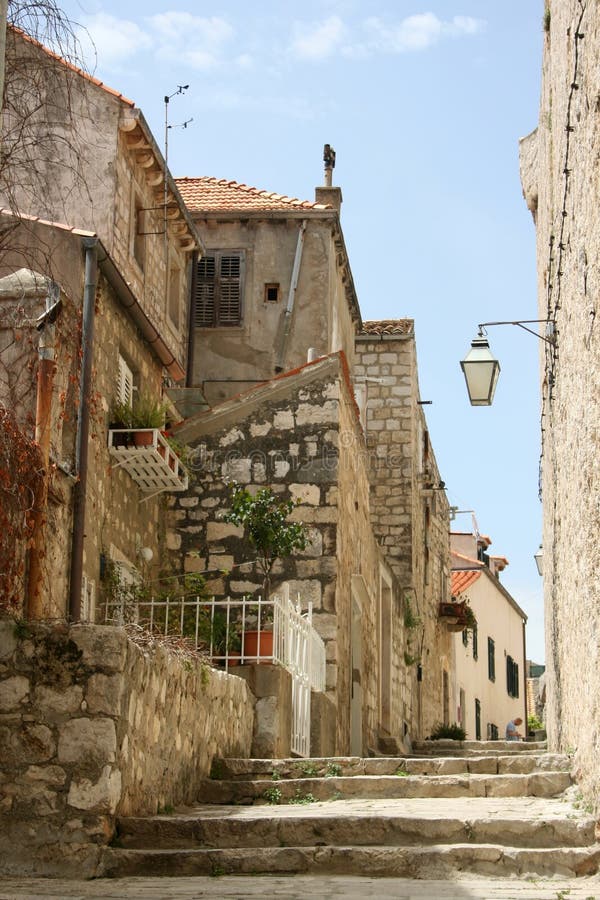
[68, 237, 98, 621]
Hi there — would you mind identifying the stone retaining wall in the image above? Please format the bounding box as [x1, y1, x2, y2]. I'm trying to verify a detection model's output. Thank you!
[0, 618, 254, 876]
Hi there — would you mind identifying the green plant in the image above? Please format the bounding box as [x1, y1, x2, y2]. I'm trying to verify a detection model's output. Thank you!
[263, 786, 282, 805]
[271, 770, 281, 781]
[289, 788, 316, 805]
[543, 6, 551, 32]
[394, 766, 409, 777]
[403, 595, 420, 630]
[325, 762, 342, 778]
[157, 803, 174, 815]
[13, 619, 31, 640]
[297, 761, 319, 778]
[132, 392, 169, 428]
[224, 483, 307, 599]
[528, 713, 544, 731]
[109, 398, 134, 428]
[404, 651, 419, 666]
[430, 722, 466, 741]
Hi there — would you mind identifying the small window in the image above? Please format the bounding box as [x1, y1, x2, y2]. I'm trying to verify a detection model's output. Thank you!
[487, 722, 498, 741]
[506, 655, 519, 698]
[472, 624, 478, 660]
[487, 637, 496, 682]
[194, 251, 244, 327]
[264, 283, 280, 303]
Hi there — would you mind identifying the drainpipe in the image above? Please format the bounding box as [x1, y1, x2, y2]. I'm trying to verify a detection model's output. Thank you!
[26, 284, 61, 619]
[274, 219, 307, 373]
[68, 237, 98, 622]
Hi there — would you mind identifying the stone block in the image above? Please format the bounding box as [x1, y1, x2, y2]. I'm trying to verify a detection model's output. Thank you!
[0, 621, 17, 660]
[18, 765, 66, 786]
[207, 521, 243, 542]
[0, 675, 29, 711]
[5, 723, 55, 766]
[250, 422, 272, 437]
[296, 401, 338, 426]
[283, 579, 322, 609]
[33, 684, 83, 717]
[68, 764, 122, 814]
[310, 690, 336, 756]
[58, 718, 117, 766]
[86, 674, 124, 717]
[70, 626, 127, 673]
[273, 411, 294, 429]
[289, 483, 320, 505]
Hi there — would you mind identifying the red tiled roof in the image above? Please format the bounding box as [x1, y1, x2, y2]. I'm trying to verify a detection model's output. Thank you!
[361, 320, 414, 336]
[175, 177, 332, 213]
[9, 25, 135, 107]
[452, 569, 482, 595]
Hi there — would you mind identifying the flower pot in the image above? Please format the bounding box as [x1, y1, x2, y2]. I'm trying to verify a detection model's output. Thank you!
[243, 630, 274, 661]
[133, 430, 154, 447]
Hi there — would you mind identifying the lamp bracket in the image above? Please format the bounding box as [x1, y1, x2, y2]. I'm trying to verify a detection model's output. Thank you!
[477, 319, 556, 346]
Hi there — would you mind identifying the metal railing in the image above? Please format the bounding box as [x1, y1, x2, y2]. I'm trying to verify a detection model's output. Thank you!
[104, 585, 326, 756]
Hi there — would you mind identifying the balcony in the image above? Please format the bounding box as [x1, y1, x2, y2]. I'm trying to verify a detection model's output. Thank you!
[108, 428, 188, 499]
[439, 600, 469, 632]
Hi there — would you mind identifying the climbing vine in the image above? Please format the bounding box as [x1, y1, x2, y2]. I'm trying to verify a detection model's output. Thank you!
[0, 403, 44, 609]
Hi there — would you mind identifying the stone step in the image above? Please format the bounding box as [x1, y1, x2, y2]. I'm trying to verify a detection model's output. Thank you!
[115, 798, 597, 851]
[196, 771, 572, 804]
[99, 842, 600, 880]
[211, 753, 571, 781]
[411, 740, 547, 757]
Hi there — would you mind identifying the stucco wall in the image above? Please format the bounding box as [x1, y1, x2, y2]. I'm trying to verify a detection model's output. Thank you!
[0, 618, 253, 877]
[519, 0, 600, 808]
[189, 216, 356, 403]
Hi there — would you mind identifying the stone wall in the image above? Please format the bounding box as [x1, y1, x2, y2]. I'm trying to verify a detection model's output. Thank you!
[173, 353, 405, 753]
[519, 0, 600, 809]
[355, 328, 453, 740]
[0, 618, 253, 876]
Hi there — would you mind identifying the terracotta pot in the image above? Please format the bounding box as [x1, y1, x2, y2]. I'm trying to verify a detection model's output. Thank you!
[243, 630, 274, 661]
[133, 430, 154, 447]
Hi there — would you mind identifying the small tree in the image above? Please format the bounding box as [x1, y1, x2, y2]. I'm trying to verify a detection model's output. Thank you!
[224, 484, 307, 599]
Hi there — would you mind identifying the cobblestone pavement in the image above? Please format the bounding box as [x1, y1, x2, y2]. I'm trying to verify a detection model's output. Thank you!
[0, 875, 599, 899]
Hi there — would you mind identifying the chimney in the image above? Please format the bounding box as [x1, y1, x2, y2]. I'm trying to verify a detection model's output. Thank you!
[315, 143, 342, 212]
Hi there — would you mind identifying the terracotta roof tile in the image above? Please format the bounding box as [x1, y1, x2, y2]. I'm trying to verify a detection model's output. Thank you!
[174, 176, 332, 213]
[361, 319, 414, 336]
[10, 25, 135, 108]
[452, 569, 482, 595]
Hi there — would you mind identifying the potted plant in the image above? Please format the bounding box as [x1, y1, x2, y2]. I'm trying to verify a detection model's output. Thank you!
[131, 393, 169, 447]
[224, 483, 308, 662]
[109, 399, 134, 447]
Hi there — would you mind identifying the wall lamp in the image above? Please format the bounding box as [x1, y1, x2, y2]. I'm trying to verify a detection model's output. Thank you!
[460, 320, 556, 406]
[534, 545, 543, 577]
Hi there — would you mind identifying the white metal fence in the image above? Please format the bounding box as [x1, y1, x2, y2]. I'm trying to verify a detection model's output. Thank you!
[104, 585, 326, 757]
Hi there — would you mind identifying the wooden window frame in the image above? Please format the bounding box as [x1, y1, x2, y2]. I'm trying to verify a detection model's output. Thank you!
[193, 250, 245, 328]
[487, 636, 495, 682]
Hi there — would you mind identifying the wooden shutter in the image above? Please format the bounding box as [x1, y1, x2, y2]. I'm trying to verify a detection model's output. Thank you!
[218, 254, 242, 325]
[193, 252, 243, 327]
[195, 255, 216, 326]
[117, 355, 134, 406]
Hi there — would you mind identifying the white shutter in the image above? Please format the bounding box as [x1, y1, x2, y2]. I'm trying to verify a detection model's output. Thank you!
[118, 355, 134, 406]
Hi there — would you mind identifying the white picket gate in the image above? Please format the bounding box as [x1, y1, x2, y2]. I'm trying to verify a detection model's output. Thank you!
[105, 585, 326, 757]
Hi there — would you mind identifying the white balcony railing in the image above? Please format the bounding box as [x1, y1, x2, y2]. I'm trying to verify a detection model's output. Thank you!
[108, 428, 188, 499]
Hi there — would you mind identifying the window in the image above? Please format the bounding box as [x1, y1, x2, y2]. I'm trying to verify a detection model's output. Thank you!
[264, 283, 280, 303]
[506, 655, 519, 698]
[472, 624, 478, 660]
[487, 637, 495, 682]
[117, 354, 134, 407]
[194, 251, 244, 327]
[487, 722, 498, 741]
[475, 698, 481, 740]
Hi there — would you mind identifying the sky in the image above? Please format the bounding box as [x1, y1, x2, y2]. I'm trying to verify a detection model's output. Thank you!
[59, 0, 546, 662]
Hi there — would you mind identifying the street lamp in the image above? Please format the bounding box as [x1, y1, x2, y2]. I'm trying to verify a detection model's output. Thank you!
[460, 331, 500, 406]
[534, 545, 543, 576]
[460, 320, 556, 407]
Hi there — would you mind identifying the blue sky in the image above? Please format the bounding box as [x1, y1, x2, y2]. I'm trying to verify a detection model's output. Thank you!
[61, 0, 546, 661]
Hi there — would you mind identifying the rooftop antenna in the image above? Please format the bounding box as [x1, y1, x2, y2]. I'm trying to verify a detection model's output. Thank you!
[163, 85, 191, 301]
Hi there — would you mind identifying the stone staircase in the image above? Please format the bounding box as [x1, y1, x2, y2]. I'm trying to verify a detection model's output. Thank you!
[99, 741, 600, 881]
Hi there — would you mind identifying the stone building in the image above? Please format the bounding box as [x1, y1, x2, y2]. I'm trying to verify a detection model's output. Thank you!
[519, 0, 600, 805]
[450, 530, 527, 741]
[0, 28, 201, 615]
[175, 173, 360, 404]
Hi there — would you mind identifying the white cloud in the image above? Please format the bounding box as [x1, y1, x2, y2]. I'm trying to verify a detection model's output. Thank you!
[148, 13, 234, 70]
[363, 13, 485, 54]
[76, 13, 152, 69]
[289, 15, 347, 61]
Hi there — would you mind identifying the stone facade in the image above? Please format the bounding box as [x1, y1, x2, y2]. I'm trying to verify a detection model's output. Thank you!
[356, 326, 453, 739]
[519, 1, 600, 808]
[0, 617, 253, 876]
[173, 353, 409, 754]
